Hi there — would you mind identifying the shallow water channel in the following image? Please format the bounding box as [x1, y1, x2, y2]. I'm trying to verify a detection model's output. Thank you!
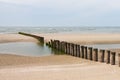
[0, 42, 55, 56]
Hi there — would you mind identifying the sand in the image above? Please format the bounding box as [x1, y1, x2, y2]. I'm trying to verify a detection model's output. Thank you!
[0, 34, 39, 43]
[0, 33, 120, 80]
[37, 33, 120, 44]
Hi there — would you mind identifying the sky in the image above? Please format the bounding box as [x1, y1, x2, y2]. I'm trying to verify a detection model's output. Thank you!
[0, 0, 120, 26]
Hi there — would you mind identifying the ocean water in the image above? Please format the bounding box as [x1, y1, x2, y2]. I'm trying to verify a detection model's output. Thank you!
[0, 26, 120, 34]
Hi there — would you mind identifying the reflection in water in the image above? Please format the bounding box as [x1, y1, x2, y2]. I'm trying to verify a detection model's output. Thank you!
[0, 42, 65, 56]
[36, 42, 44, 47]
[51, 48, 65, 55]
[0, 42, 64, 56]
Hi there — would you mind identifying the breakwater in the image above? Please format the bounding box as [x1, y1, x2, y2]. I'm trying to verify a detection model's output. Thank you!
[46, 40, 118, 66]
[18, 32, 44, 43]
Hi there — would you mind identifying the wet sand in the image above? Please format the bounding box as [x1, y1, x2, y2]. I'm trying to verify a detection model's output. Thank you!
[0, 33, 120, 80]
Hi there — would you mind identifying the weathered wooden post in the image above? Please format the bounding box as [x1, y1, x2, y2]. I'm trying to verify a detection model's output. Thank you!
[58, 41, 61, 51]
[118, 54, 120, 67]
[81, 46, 84, 58]
[50, 40, 53, 48]
[55, 40, 58, 49]
[77, 45, 80, 57]
[74, 44, 77, 57]
[67, 43, 70, 55]
[73, 44, 75, 56]
[99, 49, 105, 62]
[55, 40, 59, 50]
[106, 50, 110, 64]
[48, 41, 51, 47]
[111, 52, 116, 65]
[61, 41, 65, 52]
[61, 42, 64, 52]
[72, 43, 74, 56]
[64, 42, 67, 54]
[53, 40, 55, 49]
[84, 46, 88, 59]
[39, 37, 44, 43]
[69, 43, 72, 55]
[93, 48, 98, 61]
[88, 47, 93, 60]
[63, 42, 65, 52]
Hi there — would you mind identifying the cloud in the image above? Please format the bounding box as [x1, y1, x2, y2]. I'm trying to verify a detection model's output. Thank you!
[0, 0, 120, 26]
[1, 0, 120, 14]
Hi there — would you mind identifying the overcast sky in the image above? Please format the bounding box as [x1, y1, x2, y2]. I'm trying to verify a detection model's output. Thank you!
[0, 0, 120, 26]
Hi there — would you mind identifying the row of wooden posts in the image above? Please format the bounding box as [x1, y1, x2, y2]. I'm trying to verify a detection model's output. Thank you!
[18, 32, 44, 43]
[46, 39, 119, 66]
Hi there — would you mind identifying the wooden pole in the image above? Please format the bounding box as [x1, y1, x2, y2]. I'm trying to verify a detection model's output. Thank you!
[106, 50, 110, 64]
[88, 47, 93, 60]
[74, 44, 77, 57]
[50, 40, 53, 48]
[48, 41, 51, 47]
[81, 46, 84, 58]
[118, 54, 120, 67]
[93, 48, 98, 61]
[72, 43, 74, 56]
[64, 42, 67, 54]
[70, 43, 73, 55]
[111, 52, 116, 65]
[53, 40, 55, 49]
[84, 46, 88, 59]
[61, 41, 64, 52]
[56, 40, 60, 50]
[62, 42, 65, 52]
[67, 43, 70, 55]
[77, 45, 80, 57]
[99, 49, 105, 62]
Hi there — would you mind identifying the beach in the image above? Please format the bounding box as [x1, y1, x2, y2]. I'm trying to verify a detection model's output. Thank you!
[0, 33, 120, 80]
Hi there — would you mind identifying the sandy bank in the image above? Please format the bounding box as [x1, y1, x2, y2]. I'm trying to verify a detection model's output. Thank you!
[37, 33, 120, 44]
[0, 54, 87, 68]
[0, 34, 38, 43]
[0, 54, 120, 80]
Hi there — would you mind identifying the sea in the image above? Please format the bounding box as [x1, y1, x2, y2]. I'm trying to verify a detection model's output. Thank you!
[0, 26, 120, 34]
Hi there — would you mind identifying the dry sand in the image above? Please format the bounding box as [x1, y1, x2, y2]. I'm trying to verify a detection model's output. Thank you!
[37, 33, 120, 44]
[0, 33, 120, 80]
[0, 34, 39, 43]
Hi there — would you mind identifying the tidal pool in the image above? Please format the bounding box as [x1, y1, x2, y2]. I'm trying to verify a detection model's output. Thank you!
[0, 42, 54, 56]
